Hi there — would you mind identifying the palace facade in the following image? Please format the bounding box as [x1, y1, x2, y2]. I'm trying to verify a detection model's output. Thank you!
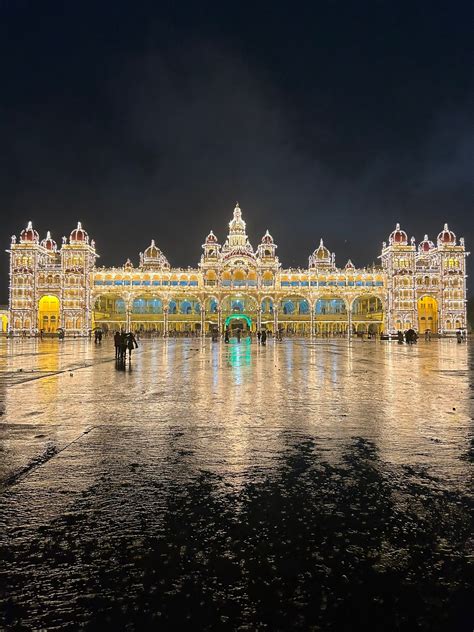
[6, 204, 469, 336]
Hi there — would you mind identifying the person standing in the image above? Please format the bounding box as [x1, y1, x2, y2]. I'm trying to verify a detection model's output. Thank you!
[261, 330, 267, 346]
[126, 331, 138, 360]
[257, 330, 261, 344]
[114, 331, 121, 359]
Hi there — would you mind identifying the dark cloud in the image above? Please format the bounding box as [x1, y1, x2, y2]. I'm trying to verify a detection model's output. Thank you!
[0, 2, 472, 301]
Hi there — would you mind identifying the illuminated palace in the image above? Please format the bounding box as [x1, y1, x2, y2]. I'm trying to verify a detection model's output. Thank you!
[6, 204, 469, 336]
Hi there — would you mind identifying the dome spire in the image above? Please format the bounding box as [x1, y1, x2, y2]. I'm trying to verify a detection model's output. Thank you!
[221, 202, 255, 260]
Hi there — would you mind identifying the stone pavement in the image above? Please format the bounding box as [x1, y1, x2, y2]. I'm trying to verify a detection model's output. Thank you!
[0, 337, 472, 630]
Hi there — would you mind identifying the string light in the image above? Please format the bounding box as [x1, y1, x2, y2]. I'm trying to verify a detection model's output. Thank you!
[5, 211, 469, 337]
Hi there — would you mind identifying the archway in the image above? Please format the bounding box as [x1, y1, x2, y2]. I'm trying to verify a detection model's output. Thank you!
[225, 314, 252, 330]
[279, 296, 311, 335]
[314, 297, 348, 336]
[38, 295, 60, 333]
[0, 314, 8, 332]
[351, 295, 384, 335]
[417, 296, 438, 334]
[94, 294, 126, 330]
[221, 294, 258, 332]
[130, 296, 164, 333]
[168, 296, 201, 335]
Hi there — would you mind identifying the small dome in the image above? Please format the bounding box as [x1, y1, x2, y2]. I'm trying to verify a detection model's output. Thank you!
[345, 259, 355, 270]
[70, 221, 88, 244]
[418, 235, 435, 253]
[389, 223, 408, 245]
[142, 239, 169, 268]
[144, 239, 160, 259]
[314, 238, 330, 260]
[261, 230, 274, 244]
[205, 230, 218, 244]
[437, 223, 456, 246]
[124, 258, 133, 269]
[41, 231, 57, 251]
[20, 221, 39, 244]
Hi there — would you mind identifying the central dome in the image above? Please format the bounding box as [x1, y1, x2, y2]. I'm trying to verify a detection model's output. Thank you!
[228, 203, 247, 234]
[221, 202, 255, 260]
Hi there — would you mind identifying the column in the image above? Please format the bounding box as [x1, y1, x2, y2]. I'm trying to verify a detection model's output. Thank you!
[163, 307, 169, 337]
[310, 307, 314, 337]
[257, 310, 262, 332]
[200, 305, 205, 337]
[347, 301, 352, 339]
[126, 305, 131, 332]
[217, 307, 222, 334]
[273, 308, 278, 335]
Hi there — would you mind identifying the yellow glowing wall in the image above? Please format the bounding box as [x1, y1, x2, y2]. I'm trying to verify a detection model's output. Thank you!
[38, 295, 60, 333]
[417, 296, 438, 333]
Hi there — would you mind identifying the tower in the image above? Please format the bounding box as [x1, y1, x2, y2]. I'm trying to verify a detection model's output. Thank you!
[380, 223, 416, 332]
[201, 231, 221, 263]
[220, 203, 255, 260]
[60, 222, 98, 335]
[256, 230, 277, 261]
[7, 221, 41, 334]
[435, 224, 469, 333]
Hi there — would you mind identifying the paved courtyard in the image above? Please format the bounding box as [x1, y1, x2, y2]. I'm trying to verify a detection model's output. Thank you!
[0, 337, 472, 630]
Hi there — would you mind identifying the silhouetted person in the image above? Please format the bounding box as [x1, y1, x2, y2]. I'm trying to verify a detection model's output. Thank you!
[126, 331, 138, 360]
[224, 328, 230, 343]
[397, 331, 404, 344]
[114, 331, 121, 358]
[261, 330, 267, 346]
[119, 332, 128, 361]
[236, 329, 241, 343]
[405, 328, 417, 345]
[424, 329, 431, 342]
[456, 329, 462, 343]
[257, 330, 261, 343]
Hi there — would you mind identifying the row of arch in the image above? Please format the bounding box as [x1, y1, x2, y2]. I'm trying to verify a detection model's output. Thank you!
[92, 294, 385, 316]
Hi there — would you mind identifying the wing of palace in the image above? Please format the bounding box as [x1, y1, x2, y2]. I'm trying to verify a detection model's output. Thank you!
[5, 203, 468, 336]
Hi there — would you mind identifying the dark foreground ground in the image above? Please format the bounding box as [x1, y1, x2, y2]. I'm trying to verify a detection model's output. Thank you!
[0, 338, 472, 630]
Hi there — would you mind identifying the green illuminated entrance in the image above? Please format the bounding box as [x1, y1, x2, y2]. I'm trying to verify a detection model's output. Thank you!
[224, 314, 252, 329]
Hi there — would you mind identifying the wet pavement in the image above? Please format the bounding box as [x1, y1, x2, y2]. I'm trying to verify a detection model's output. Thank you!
[0, 337, 472, 631]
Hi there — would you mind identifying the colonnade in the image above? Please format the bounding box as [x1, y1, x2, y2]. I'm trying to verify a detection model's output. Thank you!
[92, 293, 386, 338]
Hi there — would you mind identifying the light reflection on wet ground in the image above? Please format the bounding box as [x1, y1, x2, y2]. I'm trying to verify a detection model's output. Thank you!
[0, 337, 472, 630]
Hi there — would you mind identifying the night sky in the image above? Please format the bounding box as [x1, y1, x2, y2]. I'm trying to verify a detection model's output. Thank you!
[1, 1, 473, 302]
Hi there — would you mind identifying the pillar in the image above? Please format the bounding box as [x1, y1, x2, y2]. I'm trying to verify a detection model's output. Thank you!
[217, 307, 222, 333]
[347, 303, 352, 339]
[310, 308, 314, 337]
[257, 310, 262, 331]
[273, 308, 278, 335]
[163, 307, 169, 337]
[200, 306, 205, 337]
